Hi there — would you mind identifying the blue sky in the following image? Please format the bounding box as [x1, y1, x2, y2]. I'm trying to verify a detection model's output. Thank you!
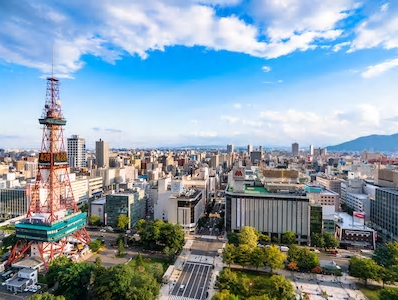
[1, 0, 398, 149]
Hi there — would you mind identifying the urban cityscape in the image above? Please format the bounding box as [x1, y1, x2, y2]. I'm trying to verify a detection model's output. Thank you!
[1, 1, 398, 300]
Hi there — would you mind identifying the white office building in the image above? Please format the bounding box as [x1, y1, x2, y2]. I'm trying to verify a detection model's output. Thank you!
[67, 135, 86, 168]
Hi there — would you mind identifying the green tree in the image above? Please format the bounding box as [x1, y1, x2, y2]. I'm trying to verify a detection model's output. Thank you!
[250, 247, 265, 270]
[227, 232, 239, 246]
[349, 256, 381, 286]
[216, 268, 239, 294]
[27, 293, 66, 300]
[238, 226, 259, 248]
[116, 214, 130, 229]
[282, 231, 296, 245]
[88, 239, 103, 252]
[92, 263, 160, 300]
[379, 266, 397, 287]
[235, 244, 252, 268]
[322, 232, 339, 250]
[223, 244, 236, 267]
[89, 214, 101, 226]
[287, 244, 301, 263]
[117, 239, 125, 256]
[266, 275, 294, 300]
[263, 245, 286, 273]
[310, 233, 325, 248]
[378, 287, 398, 300]
[134, 219, 146, 232]
[373, 242, 398, 268]
[162, 246, 176, 261]
[1, 233, 16, 251]
[135, 253, 145, 272]
[296, 248, 319, 270]
[50, 261, 95, 300]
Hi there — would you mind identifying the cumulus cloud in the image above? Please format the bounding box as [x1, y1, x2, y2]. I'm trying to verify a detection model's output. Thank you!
[350, 2, 398, 52]
[0, 0, 358, 76]
[361, 58, 398, 78]
[262, 65, 271, 72]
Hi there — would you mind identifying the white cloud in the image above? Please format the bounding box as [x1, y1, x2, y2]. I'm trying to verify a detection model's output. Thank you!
[350, 3, 398, 52]
[359, 104, 380, 126]
[332, 41, 351, 52]
[221, 115, 239, 123]
[361, 58, 398, 78]
[381, 3, 389, 12]
[262, 65, 271, 72]
[0, 0, 358, 75]
[233, 103, 242, 109]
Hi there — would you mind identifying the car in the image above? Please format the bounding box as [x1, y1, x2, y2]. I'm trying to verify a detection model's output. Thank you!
[310, 249, 320, 253]
[180, 284, 185, 290]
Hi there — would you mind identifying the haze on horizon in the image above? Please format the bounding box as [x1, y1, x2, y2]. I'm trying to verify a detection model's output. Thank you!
[1, 0, 398, 149]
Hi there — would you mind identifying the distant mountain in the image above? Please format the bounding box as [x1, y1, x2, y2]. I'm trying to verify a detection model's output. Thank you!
[327, 133, 398, 152]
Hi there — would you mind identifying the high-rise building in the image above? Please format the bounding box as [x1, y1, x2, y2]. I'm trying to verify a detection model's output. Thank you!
[95, 139, 109, 168]
[292, 142, 299, 157]
[372, 188, 398, 242]
[309, 144, 314, 156]
[227, 144, 234, 154]
[247, 144, 253, 154]
[67, 135, 86, 168]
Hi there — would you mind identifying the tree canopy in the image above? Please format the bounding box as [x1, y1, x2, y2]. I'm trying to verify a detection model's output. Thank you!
[134, 219, 184, 253]
[116, 214, 130, 229]
[282, 231, 296, 245]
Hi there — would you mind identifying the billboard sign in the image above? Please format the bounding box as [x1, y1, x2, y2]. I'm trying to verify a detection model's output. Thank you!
[353, 211, 365, 225]
[233, 167, 245, 181]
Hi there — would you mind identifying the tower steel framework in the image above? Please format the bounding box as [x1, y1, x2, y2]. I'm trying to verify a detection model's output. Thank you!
[7, 76, 91, 270]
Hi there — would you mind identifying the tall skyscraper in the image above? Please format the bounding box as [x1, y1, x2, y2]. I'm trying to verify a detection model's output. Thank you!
[248, 144, 253, 154]
[67, 135, 86, 168]
[227, 144, 234, 154]
[95, 139, 109, 168]
[292, 142, 299, 157]
[309, 144, 314, 156]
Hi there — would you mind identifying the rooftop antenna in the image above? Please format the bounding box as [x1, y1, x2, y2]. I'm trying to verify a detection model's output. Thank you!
[51, 43, 54, 78]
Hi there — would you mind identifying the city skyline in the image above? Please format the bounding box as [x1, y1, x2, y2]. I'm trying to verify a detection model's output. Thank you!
[1, 1, 398, 149]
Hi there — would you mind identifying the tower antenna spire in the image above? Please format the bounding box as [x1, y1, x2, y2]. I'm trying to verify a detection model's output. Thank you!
[51, 43, 54, 78]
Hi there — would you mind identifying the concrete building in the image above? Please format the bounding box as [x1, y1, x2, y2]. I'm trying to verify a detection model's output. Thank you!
[226, 167, 311, 244]
[226, 144, 234, 154]
[95, 139, 109, 168]
[70, 176, 89, 206]
[105, 190, 146, 228]
[90, 197, 106, 224]
[5, 268, 37, 293]
[292, 142, 299, 157]
[309, 145, 314, 156]
[247, 145, 253, 154]
[345, 193, 370, 221]
[340, 178, 363, 205]
[335, 212, 376, 250]
[372, 188, 398, 242]
[316, 176, 342, 197]
[87, 176, 103, 199]
[67, 135, 86, 168]
[0, 187, 30, 220]
[375, 169, 398, 188]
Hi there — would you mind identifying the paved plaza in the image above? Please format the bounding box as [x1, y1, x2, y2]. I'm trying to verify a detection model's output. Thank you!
[289, 271, 366, 300]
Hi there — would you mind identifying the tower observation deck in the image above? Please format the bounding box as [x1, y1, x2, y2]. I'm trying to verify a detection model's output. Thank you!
[7, 76, 91, 270]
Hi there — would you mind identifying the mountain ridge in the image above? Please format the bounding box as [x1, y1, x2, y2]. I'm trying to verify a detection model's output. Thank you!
[327, 133, 398, 152]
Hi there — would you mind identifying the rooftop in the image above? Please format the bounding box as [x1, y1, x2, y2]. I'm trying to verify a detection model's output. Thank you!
[244, 185, 269, 194]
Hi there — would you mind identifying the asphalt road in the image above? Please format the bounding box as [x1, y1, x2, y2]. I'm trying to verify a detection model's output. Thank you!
[170, 262, 211, 300]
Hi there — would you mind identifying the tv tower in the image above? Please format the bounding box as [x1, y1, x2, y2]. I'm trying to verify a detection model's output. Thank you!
[7, 75, 91, 270]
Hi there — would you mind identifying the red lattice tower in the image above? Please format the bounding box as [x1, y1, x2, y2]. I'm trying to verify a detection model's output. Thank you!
[7, 76, 91, 270]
